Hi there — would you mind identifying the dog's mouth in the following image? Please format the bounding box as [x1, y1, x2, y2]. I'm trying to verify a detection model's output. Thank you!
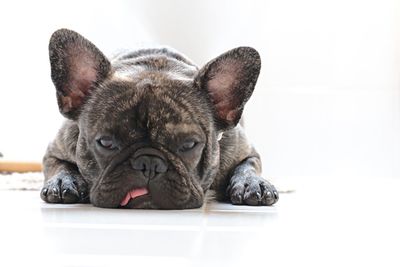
[119, 188, 150, 208]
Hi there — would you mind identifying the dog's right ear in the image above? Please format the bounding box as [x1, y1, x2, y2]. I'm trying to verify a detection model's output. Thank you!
[49, 29, 111, 120]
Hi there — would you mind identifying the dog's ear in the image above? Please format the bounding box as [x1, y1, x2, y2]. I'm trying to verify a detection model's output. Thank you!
[196, 47, 261, 131]
[49, 29, 111, 120]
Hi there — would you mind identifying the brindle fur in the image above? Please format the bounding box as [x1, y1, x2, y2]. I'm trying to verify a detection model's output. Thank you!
[41, 29, 278, 209]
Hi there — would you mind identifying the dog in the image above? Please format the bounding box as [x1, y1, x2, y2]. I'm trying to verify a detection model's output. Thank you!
[40, 29, 279, 209]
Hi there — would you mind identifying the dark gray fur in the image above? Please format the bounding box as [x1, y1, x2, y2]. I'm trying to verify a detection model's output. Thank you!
[41, 29, 278, 209]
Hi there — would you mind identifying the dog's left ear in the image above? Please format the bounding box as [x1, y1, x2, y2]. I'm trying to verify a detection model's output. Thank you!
[196, 47, 261, 131]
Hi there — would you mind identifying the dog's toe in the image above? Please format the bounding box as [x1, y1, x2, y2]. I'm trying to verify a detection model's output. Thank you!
[260, 181, 279, 205]
[41, 181, 62, 203]
[61, 187, 79, 203]
[229, 184, 245, 204]
[243, 183, 262, 205]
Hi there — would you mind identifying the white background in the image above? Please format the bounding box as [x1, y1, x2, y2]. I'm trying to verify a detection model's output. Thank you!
[0, 0, 399, 180]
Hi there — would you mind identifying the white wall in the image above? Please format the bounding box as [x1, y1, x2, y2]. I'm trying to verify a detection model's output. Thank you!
[0, 0, 399, 179]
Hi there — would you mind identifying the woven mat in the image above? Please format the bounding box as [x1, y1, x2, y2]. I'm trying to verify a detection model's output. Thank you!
[0, 172, 44, 191]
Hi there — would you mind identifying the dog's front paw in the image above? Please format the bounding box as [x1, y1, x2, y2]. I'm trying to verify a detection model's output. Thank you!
[227, 176, 279, 206]
[40, 171, 89, 204]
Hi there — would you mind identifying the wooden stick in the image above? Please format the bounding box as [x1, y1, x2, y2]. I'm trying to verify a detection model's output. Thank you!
[0, 161, 42, 173]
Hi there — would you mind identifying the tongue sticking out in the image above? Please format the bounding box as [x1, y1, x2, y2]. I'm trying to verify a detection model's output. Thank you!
[120, 188, 149, 206]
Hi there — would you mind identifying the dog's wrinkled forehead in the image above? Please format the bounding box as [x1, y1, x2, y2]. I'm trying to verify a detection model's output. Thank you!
[83, 70, 208, 142]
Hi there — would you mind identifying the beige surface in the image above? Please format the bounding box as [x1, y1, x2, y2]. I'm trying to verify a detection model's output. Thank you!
[0, 161, 42, 172]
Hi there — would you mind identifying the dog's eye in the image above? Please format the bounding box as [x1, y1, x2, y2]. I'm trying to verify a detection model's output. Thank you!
[97, 137, 117, 150]
[179, 140, 197, 152]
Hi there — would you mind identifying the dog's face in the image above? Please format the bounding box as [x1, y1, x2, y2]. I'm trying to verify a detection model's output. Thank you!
[49, 29, 260, 209]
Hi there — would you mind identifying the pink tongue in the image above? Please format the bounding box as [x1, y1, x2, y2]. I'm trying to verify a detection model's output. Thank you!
[120, 188, 149, 206]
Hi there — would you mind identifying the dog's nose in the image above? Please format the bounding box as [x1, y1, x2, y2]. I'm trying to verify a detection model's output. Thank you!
[131, 155, 168, 179]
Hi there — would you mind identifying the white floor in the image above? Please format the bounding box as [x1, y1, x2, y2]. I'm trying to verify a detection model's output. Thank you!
[1, 177, 399, 267]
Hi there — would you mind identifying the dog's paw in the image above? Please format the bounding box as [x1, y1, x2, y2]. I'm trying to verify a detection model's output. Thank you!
[40, 171, 89, 204]
[227, 176, 279, 206]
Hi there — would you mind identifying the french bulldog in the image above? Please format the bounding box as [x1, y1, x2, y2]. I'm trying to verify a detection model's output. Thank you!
[40, 29, 279, 209]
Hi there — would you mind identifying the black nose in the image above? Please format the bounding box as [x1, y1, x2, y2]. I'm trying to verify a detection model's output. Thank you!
[131, 155, 168, 179]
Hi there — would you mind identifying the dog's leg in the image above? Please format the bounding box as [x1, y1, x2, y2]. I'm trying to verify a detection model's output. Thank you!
[227, 156, 279, 206]
[40, 121, 89, 204]
[41, 155, 89, 204]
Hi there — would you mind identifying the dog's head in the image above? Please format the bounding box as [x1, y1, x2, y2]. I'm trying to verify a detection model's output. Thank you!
[49, 29, 261, 209]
